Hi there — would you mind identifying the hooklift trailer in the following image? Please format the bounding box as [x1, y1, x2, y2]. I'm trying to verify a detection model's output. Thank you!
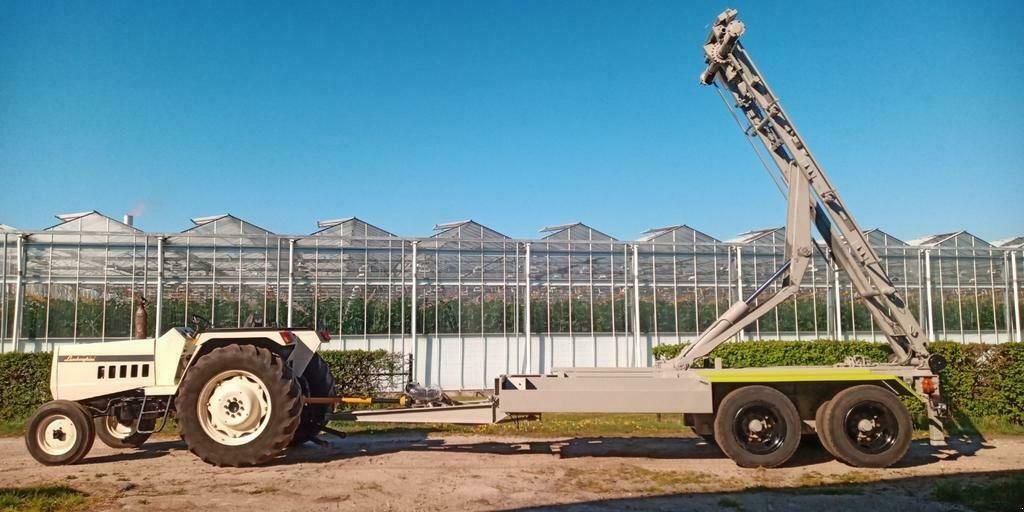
[25, 9, 948, 470]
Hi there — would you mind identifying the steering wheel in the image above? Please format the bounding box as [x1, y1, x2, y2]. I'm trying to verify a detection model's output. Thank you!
[189, 314, 211, 333]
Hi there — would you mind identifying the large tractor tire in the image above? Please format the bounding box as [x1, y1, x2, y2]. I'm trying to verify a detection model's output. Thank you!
[95, 416, 153, 449]
[176, 344, 302, 467]
[713, 385, 802, 468]
[819, 385, 912, 468]
[25, 400, 96, 466]
[290, 354, 337, 446]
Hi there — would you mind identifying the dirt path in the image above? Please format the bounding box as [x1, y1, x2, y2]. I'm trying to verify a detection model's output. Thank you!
[0, 433, 1021, 511]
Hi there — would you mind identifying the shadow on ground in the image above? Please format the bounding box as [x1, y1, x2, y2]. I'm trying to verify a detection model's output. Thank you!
[273, 430, 995, 469]
[83, 428, 994, 471]
[496, 469, 1024, 512]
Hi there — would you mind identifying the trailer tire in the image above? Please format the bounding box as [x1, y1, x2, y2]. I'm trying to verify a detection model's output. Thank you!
[815, 399, 839, 458]
[95, 416, 152, 449]
[177, 344, 302, 467]
[714, 385, 801, 468]
[290, 354, 336, 446]
[25, 400, 96, 466]
[821, 385, 912, 468]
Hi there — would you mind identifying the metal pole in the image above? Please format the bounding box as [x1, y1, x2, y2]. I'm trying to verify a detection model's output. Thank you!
[833, 262, 843, 341]
[237, 240, 244, 328]
[589, 238, 596, 367]
[73, 233, 81, 343]
[287, 239, 295, 328]
[810, 252, 819, 338]
[0, 235, 7, 346]
[735, 246, 744, 340]
[1012, 250, 1021, 342]
[155, 237, 164, 337]
[631, 244, 642, 367]
[924, 250, 936, 342]
[411, 241, 418, 379]
[10, 235, 25, 352]
[825, 253, 833, 339]
[101, 238, 109, 341]
[524, 242, 532, 373]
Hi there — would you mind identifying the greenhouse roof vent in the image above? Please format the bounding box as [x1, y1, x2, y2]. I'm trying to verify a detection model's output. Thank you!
[46, 211, 141, 233]
[317, 217, 356, 229]
[55, 211, 97, 222]
[728, 226, 785, 244]
[909, 231, 991, 248]
[994, 236, 1024, 248]
[432, 219, 509, 240]
[433, 219, 474, 231]
[540, 222, 617, 241]
[191, 214, 231, 226]
[639, 224, 720, 243]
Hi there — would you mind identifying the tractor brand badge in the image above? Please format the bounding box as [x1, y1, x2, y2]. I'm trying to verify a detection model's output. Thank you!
[61, 355, 97, 362]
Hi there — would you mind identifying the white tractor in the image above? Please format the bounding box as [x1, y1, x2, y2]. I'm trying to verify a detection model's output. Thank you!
[25, 315, 336, 467]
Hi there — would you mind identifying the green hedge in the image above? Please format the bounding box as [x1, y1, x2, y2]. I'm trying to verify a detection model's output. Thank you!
[1, 342, 1021, 426]
[651, 339, 893, 367]
[0, 353, 53, 422]
[318, 350, 407, 396]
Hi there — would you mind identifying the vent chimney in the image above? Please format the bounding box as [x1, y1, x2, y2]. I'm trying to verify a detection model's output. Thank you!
[123, 214, 134, 227]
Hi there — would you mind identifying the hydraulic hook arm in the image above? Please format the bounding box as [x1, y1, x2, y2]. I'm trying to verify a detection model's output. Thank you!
[670, 9, 934, 370]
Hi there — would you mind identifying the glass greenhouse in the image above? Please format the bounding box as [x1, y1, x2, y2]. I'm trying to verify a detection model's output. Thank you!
[1, 211, 1020, 389]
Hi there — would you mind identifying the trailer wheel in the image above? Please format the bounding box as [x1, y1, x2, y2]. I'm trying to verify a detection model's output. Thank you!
[713, 386, 801, 468]
[290, 354, 337, 446]
[821, 385, 912, 468]
[25, 400, 96, 466]
[176, 344, 302, 467]
[95, 416, 152, 449]
[814, 399, 839, 457]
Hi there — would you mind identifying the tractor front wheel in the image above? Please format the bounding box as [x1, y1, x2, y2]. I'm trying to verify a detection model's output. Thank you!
[176, 344, 302, 467]
[25, 400, 96, 466]
[95, 416, 152, 449]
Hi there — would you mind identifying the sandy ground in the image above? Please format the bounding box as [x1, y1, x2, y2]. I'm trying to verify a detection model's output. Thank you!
[0, 433, 1021, 511]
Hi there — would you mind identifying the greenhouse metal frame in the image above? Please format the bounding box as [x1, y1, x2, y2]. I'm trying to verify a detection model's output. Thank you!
[1, 212, 1020, 389]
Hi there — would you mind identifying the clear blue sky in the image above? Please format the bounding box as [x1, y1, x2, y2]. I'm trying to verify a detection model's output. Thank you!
[2, 0, 1022, 241]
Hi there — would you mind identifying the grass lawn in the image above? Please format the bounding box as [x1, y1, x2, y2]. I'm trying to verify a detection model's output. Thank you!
[930, 472, 1024, 512]
[0, 420, 25, 438]
[0, 485, 92, 512]
[328, 412, 691, 438]
[1, 412, 692, 439]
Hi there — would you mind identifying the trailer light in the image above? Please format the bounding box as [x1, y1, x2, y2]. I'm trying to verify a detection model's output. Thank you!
[920, 377, 936, 395]
[279, 330, 293, 344]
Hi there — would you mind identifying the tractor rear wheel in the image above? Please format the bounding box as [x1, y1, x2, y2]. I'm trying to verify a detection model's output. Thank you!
[290, 354, 337, 446]
[25, 400, 96, 466]
[176, 344, 302, 467]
